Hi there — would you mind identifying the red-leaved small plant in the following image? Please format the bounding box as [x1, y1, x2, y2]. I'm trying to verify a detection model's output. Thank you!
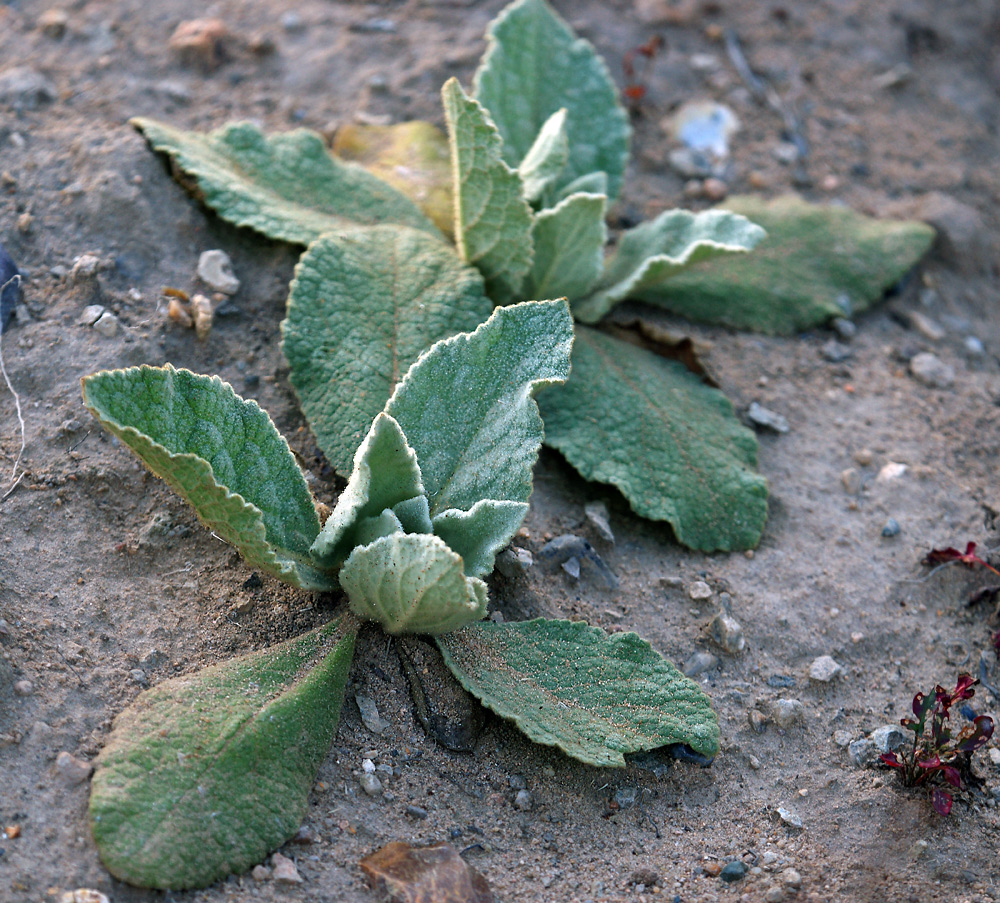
[881, 673, 994, 815]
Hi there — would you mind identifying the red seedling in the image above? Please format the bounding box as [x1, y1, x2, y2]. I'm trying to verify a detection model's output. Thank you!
[924, 541, 1000, 578]
[623, 35, 664, 113]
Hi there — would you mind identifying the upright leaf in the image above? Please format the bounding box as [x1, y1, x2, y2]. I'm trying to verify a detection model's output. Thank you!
[341, 533, 487, 635]
[132, 118, 438, 246]
[90, 616, 357, 889]
[442, 78, 534, 304]
[573, 209, 766, 324]
[528, 192, 607, 300]
[385, 300, 574, 515]
[437, 618, 719, 766]
[82, 366, 335, 590]
[473, 0, 631, 200]
[647, 195, 936, 334]
[432, 500, 529, 578]
[518, 108, 569, 204]
[539, 328, 768, 552]
[283, 224, 492, 475]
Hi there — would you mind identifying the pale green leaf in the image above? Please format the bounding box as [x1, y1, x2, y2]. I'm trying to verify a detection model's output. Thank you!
[556, 171, 608, 202]
[539, 328, 768, 552]
[283, 224, 492, 475]
[385, 300, 574, 515]
[432, 500, 529, 578]
[311, 413, 424, 569]
[528, 192, 607, 300]
[473, 0, 631, 200]
[81, 365, 334, 590]
[393, 495, 433, 534]
[342, 533, 488, 635]
[353, 509, 405, 548]
[573, 209, 766, 324]
[645, 195, 937, 334]
[437, 618, 719, 767]
[89, 616, 357, 889]
[442, 78, 534, 304]
[518, 108, 569, 204]
[132, 118, 439, 245]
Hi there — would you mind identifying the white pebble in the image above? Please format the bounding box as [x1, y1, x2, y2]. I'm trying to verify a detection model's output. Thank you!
[92, 311, 119, 337]
[808, 655, 842, 682]
[271, 852, 303, 884]
[197, 249, 240, 294]
[688, 580, 712, 600]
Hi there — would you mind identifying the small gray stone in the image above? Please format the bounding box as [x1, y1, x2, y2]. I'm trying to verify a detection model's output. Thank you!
[495, 547, 533, 578]
[776, 806, 803, 829]
[683, 651, 719, 677]
[881, 518, 901, 538]
[280, 11, 305, 31]
[79, 304, 105, 326]
[748, 709, 767, 734]
[514, 789, 532, 810]
[833, 730, 853, 747]
[584, 501, 615, 543]
[0, 67, 56, 109]
[197, 249, 240, 295]
[93, 311, 119, 337]
[781, 868, 802, 888]
[614, 786, 638, 809]
[841, 468, 861, 494]
[271, 852, 303, 884]
[849, 738, 877, 767]
[720, 861, 748, 883]
[821, 339, 853, 363]
[128, 668, 149, 688]
[140, 649, 166, 669]
[668, 147, 714, 178]
[747, 402, 789, 434]
[871, 724, 907, 753]
[808, 655, 842, 683]
[964, 336, 984, 356]
[70, 255, 102, 284]
[405, 805, 428, 819]
[831, 317, 856, 340]
[355, 693, 385, 735]
[13, 679, 33, 696]
[765, 886, 785, 903]
[907, 311, 946, 342]
[907, 839, 929, 860]
[562, 557, 581, 579]
[55, 751, 93, 785]
[709, 613, 745, 654]
[909, 352, 955, 389]
[770, 698, 804, 730]
[914, 192, 989, 274]
[508, 774, 527, 790]
[359, 773, 383, 797]
[251, 864, 271, 881]
[688, 580, 712, 601]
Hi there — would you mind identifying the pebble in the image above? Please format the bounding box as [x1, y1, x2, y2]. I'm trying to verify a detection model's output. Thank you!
[562, 557, 581, 579]
[767, 675, 796, 689]
[169, 18, 230, 70]
[514, 789, 533, 811]
[508, 773, 527, 790]
[748, 754, 761, 770]
[688, 581, 712, 600]
[964, 336, 984, 356]
[668, 147, 714, 179]
[770, 699, 804, 730]
[670, 101, 739, 159]
[683, 651, 719, 677]
[13, 679, 33, 696]
[0, 67, 57, 109]
[840, 468, 861, 494]
[584, 501, 615, 543]
[848, 738, 877, 767]
[405, 805, 428, 819]
[702, 177, 728, 202]
[355, 693, 385, 735]
[280, 11, 306, 32]
[271, 852, 303, 884]
[60, 892, 110, 903]
[907, 839, 929, 860]
[833, 730, 853, 747]
[881, 518, 901, 538]
[747, 402, 789, 434]
[870, 725, 906, 753]
[702, 861, 722, 877]
[808, 655, 842, 683]
[197, 249, 240, 294]
[832, 317, 856, 340]
[821, 339, 853, 363]
[907, 311, 946, 341]
[748, 709, 767, 734]
[853, 448, 874, 466]
[989, 748, 1000, 768]
[55, 751, 93, 785]
[765, 887, 785, 903]
[913, 192, 989, 274]
[251, 864, 271, 881]
[359, 773, 383, 797]
[361, 758, 375, 774]
[876, 462, 907, 482]
[128, 668, 149, 688]
[709, 613, 745, 653]
[909, 352, 955, 389]
[782, 868, 802, 889]
[720, 861, 748, 882]
[777, 806, 803, 829]
[92, 311, 119, 337]
[495, 547, 533, 578]
[38, 9, 70, 39]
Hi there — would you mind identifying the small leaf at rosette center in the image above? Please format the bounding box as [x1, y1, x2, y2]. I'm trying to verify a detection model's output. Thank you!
[432, 499, 529, 578]
[437, 618, 720, 766]
[89, 615, 357, 889]
[528, 191, 607, 301]
[518, 108, 569, 204]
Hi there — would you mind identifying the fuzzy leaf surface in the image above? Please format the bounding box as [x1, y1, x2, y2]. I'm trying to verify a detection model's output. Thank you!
[385, 300, 574, 515]
[311, 413, 424, 569]
[432, 500, 529, 578]
[82, 366, 334, 589]
[132, 118, 438, 245]
[437, 618, 720, 766]
[341, 533, 488, 635]
[539, 328, 767, 552]
[442, 78, 534, 303]
[284, 225, 492, 475]
[473, 0, 630, 199]
[528, 192, 607, 300]
[89, 616, 356, 889]
[646, 195, 936, 334]
[518, 108, 569, 204]
[573, 208, 766, 324]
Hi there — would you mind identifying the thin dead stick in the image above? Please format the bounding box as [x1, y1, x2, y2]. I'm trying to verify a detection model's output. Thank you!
[0, 274, 25, 487]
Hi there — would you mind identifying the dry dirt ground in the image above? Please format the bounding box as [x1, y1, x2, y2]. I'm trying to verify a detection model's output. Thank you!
[2, 1, 1000, 901]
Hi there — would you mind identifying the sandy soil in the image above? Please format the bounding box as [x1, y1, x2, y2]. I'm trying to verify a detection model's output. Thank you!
[2, 1, 1000, 901]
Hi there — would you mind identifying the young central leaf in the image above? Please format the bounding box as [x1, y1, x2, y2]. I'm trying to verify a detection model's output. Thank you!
[472, 0, 631, 200]
[132, 118, 439, 245]
[385, 299, 574, 515]
[283, 224, 492, 476]
[527, 191, 607, 300]
[81, 365, 335, 590]
[437, 618, 720, 766]
[441, 77, 534, 304]
[518, 108, 569, 204]
[89, 615, 357, 890]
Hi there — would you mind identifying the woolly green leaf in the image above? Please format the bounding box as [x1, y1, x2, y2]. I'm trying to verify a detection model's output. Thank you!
[573, 209, 766, 324]
[442, 78, 534, 304]
[556, 171, 608, 202]
[89, 616, 357, 889]
[473, 0, 631, 200]
[311, 413, 424, 569]
[393, 495, 433, 534]
[432, 500, 529, 578]
[645, 195, 937, 334]
[539, 328, 767, 552]
[437, 618, 719, 766]
[385, 300, 574, 515]
[342, 533, 487, 635]
[528, 192, 607, 300]
[132, 118, 438, 245]
[353, 509, 405, 548]
[283, 225, 492, 475]
[81, 366, 334, 590]
[518, 108, 569, 204]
